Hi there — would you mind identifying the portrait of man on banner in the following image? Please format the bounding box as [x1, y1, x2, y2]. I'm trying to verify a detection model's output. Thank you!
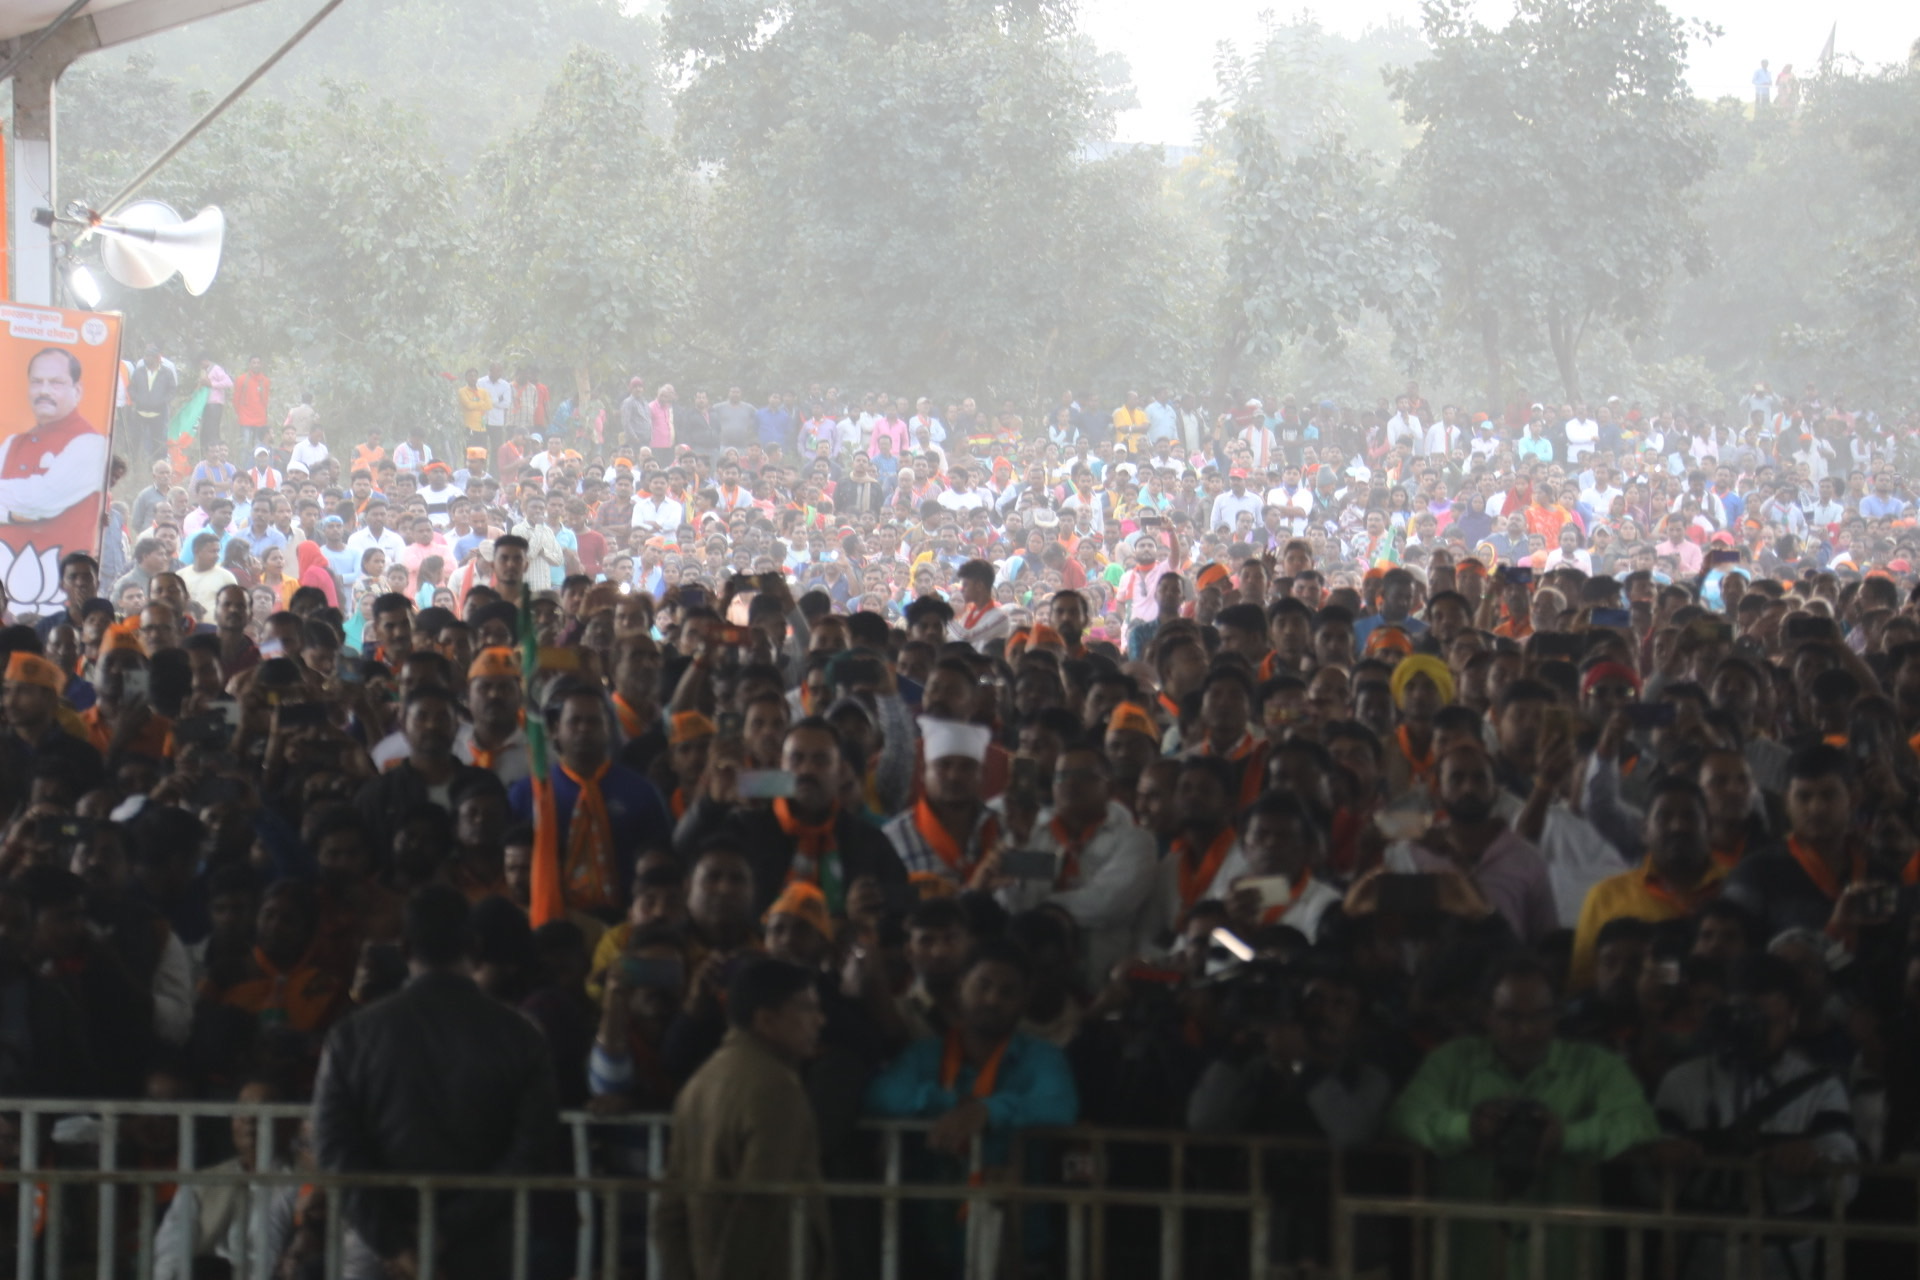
[0, 307, 122, 609]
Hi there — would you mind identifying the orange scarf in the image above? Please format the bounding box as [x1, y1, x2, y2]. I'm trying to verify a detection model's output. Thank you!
[1047, 815, 1103, 888]
[1196, 731, 1256, 762]
[914, 797, 993, 881]
[612, 693, 645, 739]
[940, 1026, 1010, 1096]
[470, 732, 512, 772]
[1640, 860, 1725, 915]
[959, 601, 993, 630]
[776, 797, 844, 911]
[1173, 827, 1236, 914]
[670, 786, 688, 821]
[1786, 835, 1863, 902]
[939, 1027, 1012, 1206]
[561, 761, 618, 912]
[1396, 724, 1437, 784]
[1158, 692, 1180, 721]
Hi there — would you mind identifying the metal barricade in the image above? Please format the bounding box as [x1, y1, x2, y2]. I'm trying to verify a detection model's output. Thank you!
[4, 1096, 1918, 1280]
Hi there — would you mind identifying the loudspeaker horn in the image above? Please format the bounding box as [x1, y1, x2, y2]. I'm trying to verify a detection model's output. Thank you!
[97, 201, 226, 296]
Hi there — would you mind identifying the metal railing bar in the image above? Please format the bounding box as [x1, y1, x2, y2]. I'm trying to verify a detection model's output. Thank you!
[136, 1179, 155, 1280]
[603, 1187, 621, 1280]
[881, 1124, 901, 1280]
[95, 1110, 117, 1280]
[17, 1109, 37, 1280]
[571, 1114, 593, 1280]
[323, 1182, 345, 1280]
[512, 1185, 530, 1280]
[417, 1183, 436, 1280]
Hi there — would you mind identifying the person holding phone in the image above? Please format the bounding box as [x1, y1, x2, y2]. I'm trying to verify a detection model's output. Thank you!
[989, 745, 1157, 980]
[675, 718, 908, 917]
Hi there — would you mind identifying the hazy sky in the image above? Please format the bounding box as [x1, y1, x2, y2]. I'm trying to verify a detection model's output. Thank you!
[1082, 0, 1916, 145]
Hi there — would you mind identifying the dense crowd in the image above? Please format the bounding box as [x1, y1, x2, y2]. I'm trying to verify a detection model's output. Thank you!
[3, 360, 1918, 1278]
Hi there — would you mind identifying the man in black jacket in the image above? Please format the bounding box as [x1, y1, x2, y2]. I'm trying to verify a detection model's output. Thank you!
[353, 687, 494, 854]
[127, 346, 176, 465]
[0, 876, 96, 1097]
[672, 717, 909, 917]
[314, 885, 558, 1280]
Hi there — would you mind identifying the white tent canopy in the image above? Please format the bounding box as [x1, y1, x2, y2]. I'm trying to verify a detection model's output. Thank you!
[2, 0, 264, 52]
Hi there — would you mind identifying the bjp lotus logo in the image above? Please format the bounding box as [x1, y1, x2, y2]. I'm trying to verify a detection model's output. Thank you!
[0, 544, 68, 609]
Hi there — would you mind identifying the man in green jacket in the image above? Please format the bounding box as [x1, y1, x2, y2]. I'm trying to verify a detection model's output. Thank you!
[1390, 953, 1659, 1278]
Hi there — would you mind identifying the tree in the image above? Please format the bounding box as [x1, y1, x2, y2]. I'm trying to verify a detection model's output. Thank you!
[1213, 97, 1436, 389]
[58, 57, 473, 430]
[1786, 66, 1920, 405]
[1388, 0, 1714, 407]
[666, 0, 1189, 400]
[477, 46, 699, 412]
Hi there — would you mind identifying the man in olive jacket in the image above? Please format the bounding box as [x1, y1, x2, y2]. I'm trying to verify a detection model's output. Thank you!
[658, 956, 833, 1280]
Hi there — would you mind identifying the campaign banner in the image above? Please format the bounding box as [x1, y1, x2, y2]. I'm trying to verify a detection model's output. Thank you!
[0, 304, 123, 610]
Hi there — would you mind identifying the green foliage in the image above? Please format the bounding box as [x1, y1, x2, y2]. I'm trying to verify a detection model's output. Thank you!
[477, 46, 699, 406]
[1217, 110, 1436, 387]
[1389, 0, 1715, 405]
[668, 0, 1189, 400]
[43, 0, 1920, 422]
[1199, 14, 1426, 163]
[124, 0, 662, 166]
[59, 56, 471, 428]
[1785, 68, 1920, 405]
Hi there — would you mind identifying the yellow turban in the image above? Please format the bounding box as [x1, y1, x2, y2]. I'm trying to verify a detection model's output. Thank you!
[1389, 653, 1455, 710]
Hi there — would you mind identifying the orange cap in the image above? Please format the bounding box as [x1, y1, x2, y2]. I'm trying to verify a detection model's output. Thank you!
[467, 646, 520, 680]
[909, 871, 957, 900]
[5, 653, 64, 693]
[763, 880, 835, 941]
[1365, 626, 1414, 656]
[1195, 563, 1231, 593]
[1108, 701, 1157, 739]
[669, 711, 716, 745]
[1028, 625, 1065, 651]
[103, 619, 145, 655]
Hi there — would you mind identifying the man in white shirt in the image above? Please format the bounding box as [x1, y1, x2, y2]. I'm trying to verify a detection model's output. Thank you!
[345, 500, 408, 566]
[948, 558, 1010, 651]
[996, 745, 1158, 980]
[1387, 398, 1424, 453]
[1564, 408, 1599, 462]
[1422, 408, 1465, 460]
[908, 397, 945, 446]
[1208, 470, 1264, 531]
[1237, 415, 1276, 471]
[936, 464, 990, 513]
[477, 362, 512, 453]
[288, 424, 331, 475]
[1579, 465, 1624, 514]
[1264, 468, 1315, 536]
[630, 474, 687, 532]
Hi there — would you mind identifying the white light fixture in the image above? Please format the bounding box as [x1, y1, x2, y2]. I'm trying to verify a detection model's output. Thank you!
[67, 263, 103, 309]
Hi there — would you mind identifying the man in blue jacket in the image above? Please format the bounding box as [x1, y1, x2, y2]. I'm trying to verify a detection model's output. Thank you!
[509, 678, 673, 918]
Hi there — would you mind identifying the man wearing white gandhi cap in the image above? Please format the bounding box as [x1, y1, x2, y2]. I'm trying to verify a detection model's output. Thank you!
[885, 719, 1001, 886]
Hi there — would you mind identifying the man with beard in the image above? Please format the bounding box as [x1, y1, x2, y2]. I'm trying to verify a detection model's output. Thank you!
[1569, 778, 1728, 988]
[1378, 741, 1558, 943]
[866, 939, 1078, 1271]
[675, 718, 908, 917]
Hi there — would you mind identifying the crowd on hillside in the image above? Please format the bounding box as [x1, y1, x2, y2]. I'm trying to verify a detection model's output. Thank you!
[0, 358, 1913, 1278]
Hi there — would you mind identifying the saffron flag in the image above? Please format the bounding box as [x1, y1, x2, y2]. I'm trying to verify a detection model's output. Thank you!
[521, 585, 565, 926]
